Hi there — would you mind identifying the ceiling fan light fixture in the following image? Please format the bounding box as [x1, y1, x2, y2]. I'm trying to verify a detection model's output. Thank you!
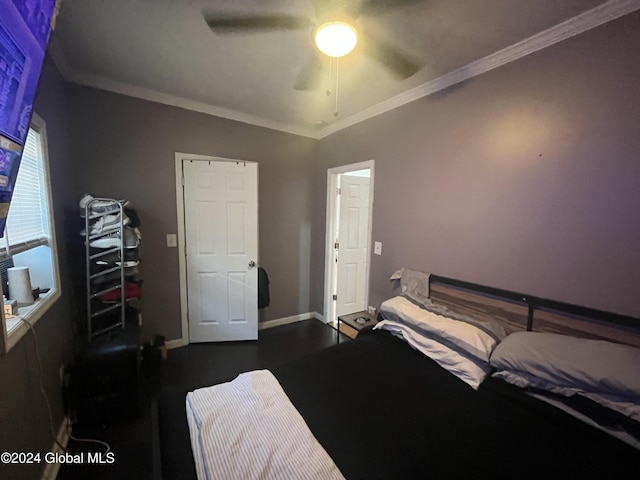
[314, 21, 358, 58]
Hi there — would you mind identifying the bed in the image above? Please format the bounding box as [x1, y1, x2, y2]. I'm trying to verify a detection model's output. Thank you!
[155, 273, 640, 479]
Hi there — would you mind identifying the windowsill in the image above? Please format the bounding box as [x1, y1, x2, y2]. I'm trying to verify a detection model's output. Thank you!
[3, 288, 61, 353]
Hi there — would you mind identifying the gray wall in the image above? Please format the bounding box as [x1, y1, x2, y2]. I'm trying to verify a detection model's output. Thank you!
[312, 11, 640, 318]
[6, 11, 639, 479]
[69, 89, 317, 340]
[0, 58, 76, 480]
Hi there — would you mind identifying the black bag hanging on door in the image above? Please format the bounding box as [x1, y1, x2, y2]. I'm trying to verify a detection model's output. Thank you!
[258, 267, 270, 309]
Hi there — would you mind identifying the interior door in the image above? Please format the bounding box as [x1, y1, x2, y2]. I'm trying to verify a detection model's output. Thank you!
[336, 174, 370, 316]
[183, 159, 258, 342]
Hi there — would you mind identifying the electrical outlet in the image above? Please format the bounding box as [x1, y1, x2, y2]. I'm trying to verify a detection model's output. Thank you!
[166, 234, 177, 248]
[374, 241, 382, 255]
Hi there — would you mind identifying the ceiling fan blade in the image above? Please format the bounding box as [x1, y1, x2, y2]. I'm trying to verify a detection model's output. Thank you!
[362, 32, 421, 79]
[204, 14, 312, 32]
[357, 0, 424, 17]
[294, 53, 324, 91]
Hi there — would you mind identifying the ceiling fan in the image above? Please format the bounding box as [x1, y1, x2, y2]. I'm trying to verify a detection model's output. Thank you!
[203, 0, 423, 90]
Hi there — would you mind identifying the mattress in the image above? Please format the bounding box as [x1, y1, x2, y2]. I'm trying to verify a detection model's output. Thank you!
[157, 329, 640, 479]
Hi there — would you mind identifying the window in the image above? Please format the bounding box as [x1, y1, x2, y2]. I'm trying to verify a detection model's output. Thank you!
[0, 113, 60, 354]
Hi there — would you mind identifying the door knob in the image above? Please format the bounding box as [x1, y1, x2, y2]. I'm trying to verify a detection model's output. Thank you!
[249, 260, 256, 268]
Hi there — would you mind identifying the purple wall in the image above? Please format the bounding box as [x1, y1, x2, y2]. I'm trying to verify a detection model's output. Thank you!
[0, 57, 76, 480]
[68, 89, 317, 340]
[313, 11, 640, 318]
[4, 10, 638, 477]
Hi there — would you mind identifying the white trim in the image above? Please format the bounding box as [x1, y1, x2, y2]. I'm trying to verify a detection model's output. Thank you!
[41, 417, 70, 480]
[0, 114, 61, 355]
[46, 38, 75, 82]
[323, 172, 338, 325]
[317, 0, 640, 138]
[4, 290, 62, 352]
[175, 154, 189, 351]
[168, 311, 324, 344]
[319, 0, 640, 138]
[166, 338, 185, 350]
[48, 39, 316, 139]
[258, 313, 317, 331]
[175, 153, 259, 345]
[323, 160, 375, 325]
[48, 1, 639, 140]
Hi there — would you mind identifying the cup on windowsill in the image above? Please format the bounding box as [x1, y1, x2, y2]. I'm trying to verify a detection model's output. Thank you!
[7, 266, 34, 306]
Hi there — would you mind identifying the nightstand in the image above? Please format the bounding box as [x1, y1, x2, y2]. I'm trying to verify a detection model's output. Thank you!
[337, 311, 378, 344]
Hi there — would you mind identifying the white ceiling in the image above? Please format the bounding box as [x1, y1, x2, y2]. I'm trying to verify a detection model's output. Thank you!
[50, 0, 635, 138]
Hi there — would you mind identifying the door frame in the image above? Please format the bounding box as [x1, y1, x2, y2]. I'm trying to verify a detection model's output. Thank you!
[174, 152, 259, 346]
[323, 159, 375, 325]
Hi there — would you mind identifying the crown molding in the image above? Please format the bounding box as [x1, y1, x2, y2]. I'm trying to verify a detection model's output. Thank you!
[317, 0, 640, 138]
[48, 39, 319, 139]
[47, 37, 75, 79]
[49, 0, 638, 141]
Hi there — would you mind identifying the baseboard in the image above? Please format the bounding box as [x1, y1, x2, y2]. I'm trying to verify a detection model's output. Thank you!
[167, 312, 327, 345]
[41, 417, 70, 480]
[259, 312, 320, 330]
[166, 338, 186, 350]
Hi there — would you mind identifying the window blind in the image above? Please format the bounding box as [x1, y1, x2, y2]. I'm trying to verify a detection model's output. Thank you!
[0, 128, 49, 254]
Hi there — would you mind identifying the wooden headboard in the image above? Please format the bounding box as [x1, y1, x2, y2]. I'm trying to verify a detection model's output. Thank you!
[428, 275, 640, 348]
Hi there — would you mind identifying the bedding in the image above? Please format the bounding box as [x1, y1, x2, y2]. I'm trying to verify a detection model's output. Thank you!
[390, 268, 431, 300]
[186, 370, 344, 480]
[492, 369, 640, 423]
[376, 295, 506, 387]
[490, 331, 640, 398]
[374, 320, 491, 388]
[157, 329, 640, 479]
[496, 370, 640, 449]
[489, 331, 640, 447]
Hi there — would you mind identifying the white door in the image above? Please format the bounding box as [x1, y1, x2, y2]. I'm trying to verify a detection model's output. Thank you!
[183, 159, 258, 342]
[336, 175, 370, 316]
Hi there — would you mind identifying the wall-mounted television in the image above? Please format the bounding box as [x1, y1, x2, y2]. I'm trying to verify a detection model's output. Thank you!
[0, 0, 58, 236]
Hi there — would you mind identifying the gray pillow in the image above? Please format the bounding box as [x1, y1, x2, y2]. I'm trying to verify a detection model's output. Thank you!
[490, 331, 640, 399]
[389, 268, 430, 300]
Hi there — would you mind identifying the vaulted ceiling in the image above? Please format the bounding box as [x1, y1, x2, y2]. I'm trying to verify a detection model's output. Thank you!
[50, 0, 635, 138]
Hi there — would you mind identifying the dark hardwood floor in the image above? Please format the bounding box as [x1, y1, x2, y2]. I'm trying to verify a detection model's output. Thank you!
[58, 319, 344, 480]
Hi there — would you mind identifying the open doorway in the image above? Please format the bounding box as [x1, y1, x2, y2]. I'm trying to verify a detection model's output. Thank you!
[323, 160, 375, 329]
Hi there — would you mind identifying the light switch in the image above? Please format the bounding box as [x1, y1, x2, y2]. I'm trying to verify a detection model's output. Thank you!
[166, 234, 177, 248]
[374, 241, 382, 255]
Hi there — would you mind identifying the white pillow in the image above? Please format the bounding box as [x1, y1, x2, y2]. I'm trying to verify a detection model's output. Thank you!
[380, 296, 507, 364]
[490, 331, 640, 400]
[375, 320, 491, 389]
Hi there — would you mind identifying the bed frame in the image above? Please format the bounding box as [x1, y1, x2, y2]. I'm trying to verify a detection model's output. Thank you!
[153, 273, 640, 480]
[428, 274, 640, 346]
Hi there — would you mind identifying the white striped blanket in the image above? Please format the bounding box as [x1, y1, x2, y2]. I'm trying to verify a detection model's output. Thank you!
[186, 370, 345, 480]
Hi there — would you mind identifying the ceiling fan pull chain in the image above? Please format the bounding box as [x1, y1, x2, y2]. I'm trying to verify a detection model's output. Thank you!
[326, 57, 334, 97]
[334, 58, 340, 117]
